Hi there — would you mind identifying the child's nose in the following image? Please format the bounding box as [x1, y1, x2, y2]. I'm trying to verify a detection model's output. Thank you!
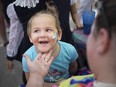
[39, 31, 47, 37]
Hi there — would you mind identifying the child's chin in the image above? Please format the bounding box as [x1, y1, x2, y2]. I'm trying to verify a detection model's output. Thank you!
[40, 49, 50, 53]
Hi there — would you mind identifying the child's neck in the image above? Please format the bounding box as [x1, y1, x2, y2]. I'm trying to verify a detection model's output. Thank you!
[52, 42, 60, 58]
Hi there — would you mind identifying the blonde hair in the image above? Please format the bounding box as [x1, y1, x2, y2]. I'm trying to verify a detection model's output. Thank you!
[27, 1, 62, 36]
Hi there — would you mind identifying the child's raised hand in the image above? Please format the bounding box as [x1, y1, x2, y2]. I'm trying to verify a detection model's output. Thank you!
[23, 50, 54, 78]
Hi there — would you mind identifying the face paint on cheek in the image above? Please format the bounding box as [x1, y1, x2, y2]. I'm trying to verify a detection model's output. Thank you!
[51, 32, 58, 48]
[52, 32, 58, 40]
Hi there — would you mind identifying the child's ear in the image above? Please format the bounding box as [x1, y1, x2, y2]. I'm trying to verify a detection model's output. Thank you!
[96, 28, 110, 53]
[57, 30, 62, 40]
[29, 36, 33, 43]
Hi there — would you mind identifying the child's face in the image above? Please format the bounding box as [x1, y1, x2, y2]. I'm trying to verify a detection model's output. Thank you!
[29, 14, 61, 53]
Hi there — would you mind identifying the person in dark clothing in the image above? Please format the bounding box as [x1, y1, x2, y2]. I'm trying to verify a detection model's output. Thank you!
[51, 0, 82, 43]
[6, 0, 47, 85]
[1, 0, 15, 24]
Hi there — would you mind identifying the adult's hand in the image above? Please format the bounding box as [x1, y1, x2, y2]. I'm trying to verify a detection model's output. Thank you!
[24, 50, 54, 87]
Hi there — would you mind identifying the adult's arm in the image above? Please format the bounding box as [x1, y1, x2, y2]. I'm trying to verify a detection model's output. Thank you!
[70, 0, 83, 29]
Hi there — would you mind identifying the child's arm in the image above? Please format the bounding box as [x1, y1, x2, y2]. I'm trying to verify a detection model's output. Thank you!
[69, 60, 78, 75]
[70, 2, 83, 29]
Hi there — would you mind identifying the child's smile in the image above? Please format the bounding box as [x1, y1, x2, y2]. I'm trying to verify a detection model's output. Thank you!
[38, 40, 49, 47]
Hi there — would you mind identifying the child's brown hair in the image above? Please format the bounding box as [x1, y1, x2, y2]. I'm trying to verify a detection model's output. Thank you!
[27, 1, 62, 36]
[94, 0, 116, 39]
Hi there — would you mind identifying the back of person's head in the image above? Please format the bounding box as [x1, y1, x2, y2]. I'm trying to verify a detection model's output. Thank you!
[87, 0, 116, 83]
[27, 1, 62, 36]
[94, 0, 116, 39]
[91, 0, 116, 72]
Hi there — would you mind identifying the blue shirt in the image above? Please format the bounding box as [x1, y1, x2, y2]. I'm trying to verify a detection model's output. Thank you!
[22, 41, 78, 82]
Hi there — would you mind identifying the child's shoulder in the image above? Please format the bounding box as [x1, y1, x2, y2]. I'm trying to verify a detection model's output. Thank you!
[25, 45, 35, 54]
[23, 45, 37, 61]
[59, 41, 76, 54]
[59, 41, 76, 53]
[59, 41, 74, 48]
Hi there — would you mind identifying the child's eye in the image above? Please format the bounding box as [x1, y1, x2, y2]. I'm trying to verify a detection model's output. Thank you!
[34, 29, 40, 33]
[46, 29, 52, 32]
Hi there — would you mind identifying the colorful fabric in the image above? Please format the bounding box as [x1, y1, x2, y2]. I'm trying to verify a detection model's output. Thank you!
[69, 77, 94, 87]
[78, 67, 92, 75]
[59, 74, 94, 87]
